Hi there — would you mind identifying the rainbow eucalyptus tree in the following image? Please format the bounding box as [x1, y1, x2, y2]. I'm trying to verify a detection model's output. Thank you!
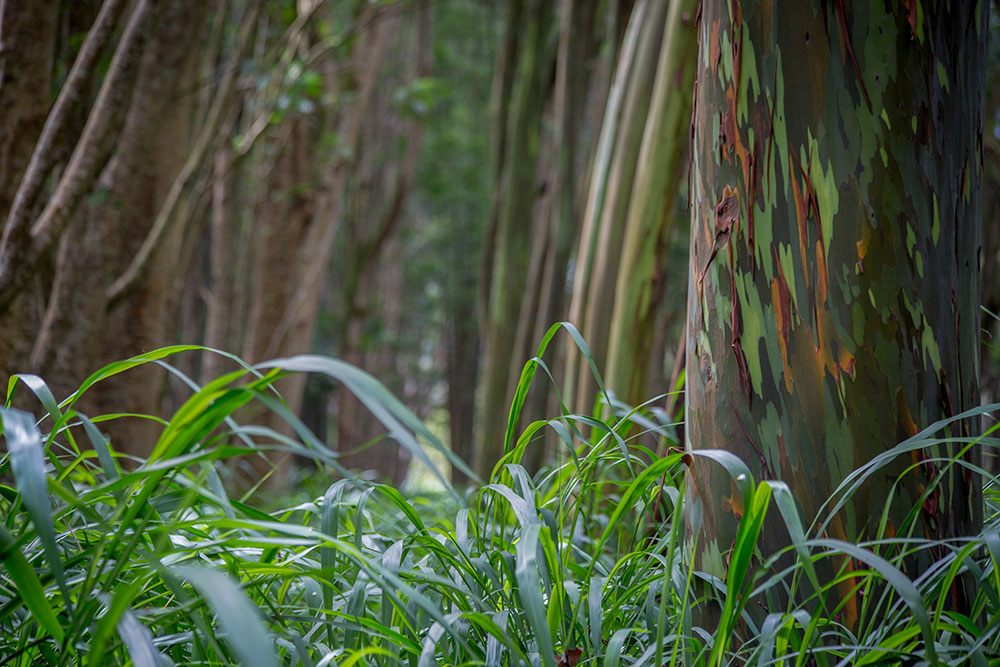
[685, 0, 986, 617]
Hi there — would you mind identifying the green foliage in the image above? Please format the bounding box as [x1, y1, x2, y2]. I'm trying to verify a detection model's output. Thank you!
[1, 339, 999, 665]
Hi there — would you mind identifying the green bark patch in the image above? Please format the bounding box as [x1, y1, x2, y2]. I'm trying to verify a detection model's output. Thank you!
[685, 0, 986, 625]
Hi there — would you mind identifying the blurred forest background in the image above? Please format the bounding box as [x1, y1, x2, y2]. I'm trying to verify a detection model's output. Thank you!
[1, 0, 997, 490]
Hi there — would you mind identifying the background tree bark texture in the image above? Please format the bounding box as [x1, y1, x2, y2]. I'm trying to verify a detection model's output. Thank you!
[473, 0, 558, 479]
[0, 0, 491, 490]
[563, 0, 668, 420]
[686, 0, 986, 621]
[0, 0, 207, 456]
[474, 0, 671, 479]
[331, 0, 430, 485]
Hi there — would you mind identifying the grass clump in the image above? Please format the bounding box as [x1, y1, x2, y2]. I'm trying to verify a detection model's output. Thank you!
[1, 329, 999, 665]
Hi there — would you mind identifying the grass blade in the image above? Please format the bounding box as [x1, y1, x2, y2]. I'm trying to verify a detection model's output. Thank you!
[117, 607, 162, 667]
[807, 538, 937, 664]
[0, 524, 64, 642]
[2, 408, 69, 602]
[171, 565, 279, 667]
[516, 522, 556, 667]
[78, 412, 119, 482]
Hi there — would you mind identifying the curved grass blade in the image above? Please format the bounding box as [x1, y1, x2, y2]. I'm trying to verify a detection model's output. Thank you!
[516, 522, 556, 667]
[2, 408, 69, 602]
[604, 627, 638, 667]
[78, 412, 119, 482]
[484, 483, 540, 528]
[0, 524, 64, 642]
[765, 480, 824, 605]
[808, 538, 937, 664]
[261, 355, 475, 491]
[117, 607, 162, 667]
[500, 321, 615, 475]
[818, 403, 1000, 536]
[58, 345, 205, 414]
[688, 449, 754, 507]
[419, 611, 462, 667]
[171, 565, 279, 667]
[6, 374, 61, 423]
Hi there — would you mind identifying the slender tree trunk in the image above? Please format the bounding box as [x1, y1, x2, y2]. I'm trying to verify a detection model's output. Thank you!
[334, 0, 430, 484]
[0, 0, 60, 391]
[515, 0, 602, 473]
[563, 0, 660, 417]
[202, 143, 239, 384]
[686, 0, 986, 623]
[445, 269, 480, 484]
[605, 0, 698, 406]
[0, 0, 58, 216]
[473, 0, 556, 479]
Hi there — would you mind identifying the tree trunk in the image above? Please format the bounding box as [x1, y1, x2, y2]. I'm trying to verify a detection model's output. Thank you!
[686, 0, 985, 623]
[10, 1, 207, 459]
[473, 0, 556, 479]
[0, 0, 60, 394]
[333, 0, 430, 485]
[604, 0, 698, 407]
[562, 0, 663, 417]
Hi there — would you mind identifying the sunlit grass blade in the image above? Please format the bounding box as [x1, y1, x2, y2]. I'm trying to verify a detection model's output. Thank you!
[709, 480, 771, 667]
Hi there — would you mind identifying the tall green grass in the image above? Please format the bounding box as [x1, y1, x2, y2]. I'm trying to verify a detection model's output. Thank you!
[1, 327, 998, 665]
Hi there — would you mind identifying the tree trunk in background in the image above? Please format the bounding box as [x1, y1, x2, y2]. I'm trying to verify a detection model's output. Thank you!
[686, 0, 985, 622]
[513, 0, 611, 475]
[334, 0, 429, 485]
[604, 0, 697, 408]
[445, 260, 479, 484]
[0, 0, 61, 400]
[0, 1, 456, 491]
[981, 31, 1000, 473]
[563, 0, 665, 418]
[0, 0, 58, 216]
[201, 143, 240, 384]
[473, 0, 556, 480]
[0, 0, 207, 457]
[240, 117, 315, 484]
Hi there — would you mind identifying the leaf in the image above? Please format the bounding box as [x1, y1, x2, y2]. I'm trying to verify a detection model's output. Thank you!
[516, 522, 556, 667]
[0, 524, 64, 641]
[2, 408, 69, 601]
[589, 576, 605, 659]
[171, 565, 278, 667]
[7, 374, 61, 423]
[79, 412, 119, 481]
[117, 607, 162, 667]
[485, 610, 508, 667]
[260, 355, 477, 490]
[604, 627, 637, 667]
[806, 538, 937, 663]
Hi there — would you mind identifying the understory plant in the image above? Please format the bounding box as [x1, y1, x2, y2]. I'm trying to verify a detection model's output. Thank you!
[1, 325, 999, 666]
